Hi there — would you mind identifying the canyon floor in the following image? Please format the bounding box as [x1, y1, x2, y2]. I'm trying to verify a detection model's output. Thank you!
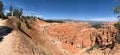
[0, 16, 120, 55]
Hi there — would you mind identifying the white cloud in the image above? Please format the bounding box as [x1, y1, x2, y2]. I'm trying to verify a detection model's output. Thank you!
[3, 0, 25, 9]
[4, 10, 9, 13]
[23, 10, 43, 18]
[4, 10, 9, 15]
[90, 17, 118, 22]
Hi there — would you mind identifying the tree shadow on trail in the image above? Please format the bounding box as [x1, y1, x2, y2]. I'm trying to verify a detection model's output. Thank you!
[0, 26, 13, 42]
[0, 37, 3, 42]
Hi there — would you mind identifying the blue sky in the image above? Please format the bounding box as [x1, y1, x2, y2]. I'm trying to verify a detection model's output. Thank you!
[1, 0, 120, 21]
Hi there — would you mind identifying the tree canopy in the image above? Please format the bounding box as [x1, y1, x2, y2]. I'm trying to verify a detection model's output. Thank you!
[0, 1, 5, 18]
[114, 5, 120, 21]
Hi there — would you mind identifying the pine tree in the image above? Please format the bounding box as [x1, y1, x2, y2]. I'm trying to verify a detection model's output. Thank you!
[13, 9, 19, 17]
[19, 9, 23, 18]
[0, 1, 5, 18]
[13, 9, 23, 18]
[10, 5, 13, 16]
[114, 6, 120, 21]
[0, 1, 3, 13]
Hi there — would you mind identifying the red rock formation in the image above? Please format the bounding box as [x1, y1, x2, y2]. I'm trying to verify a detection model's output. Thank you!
[48, 22, 118, 54]
[48, 22, 96, 53]
[95, 23, 118, 49]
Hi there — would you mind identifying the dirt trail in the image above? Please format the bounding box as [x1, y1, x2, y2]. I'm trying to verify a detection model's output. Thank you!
[0, 30, 35, 55]
[0, 30, 53, 55]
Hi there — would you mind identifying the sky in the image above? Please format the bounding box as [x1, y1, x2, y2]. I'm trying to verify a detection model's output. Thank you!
[1, 0, 120, 21]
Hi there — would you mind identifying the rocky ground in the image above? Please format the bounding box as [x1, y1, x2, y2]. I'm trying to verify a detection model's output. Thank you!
[0, 16, 120, 55]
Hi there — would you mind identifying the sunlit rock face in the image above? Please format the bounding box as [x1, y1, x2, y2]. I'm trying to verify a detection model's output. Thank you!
[95, 23, 118, 49]
[47, 22, 118, 53]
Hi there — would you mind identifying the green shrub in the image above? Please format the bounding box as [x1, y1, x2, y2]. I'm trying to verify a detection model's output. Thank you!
[22, 16, 27, 20]
[6, 13, 11, 18]
[13, 9, 22, 18]
[114, 23, 120, 43]
[81, 42, 86, 48]
[16, 21, 21, 29]
[21, 16, 31, 29]
[114, 23, 120, 32]
[91, 24, 102, 29]
[116, 34, 120, 43]
[37, 17, 44, 21]
[0, 12, 6, 19]
[87, 44, 99, 54]
[44, 20, 64, 23]
[25, 20, 31, 29]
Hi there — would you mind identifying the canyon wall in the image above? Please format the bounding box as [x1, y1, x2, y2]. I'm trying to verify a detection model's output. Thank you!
[47, 22, 118, 54]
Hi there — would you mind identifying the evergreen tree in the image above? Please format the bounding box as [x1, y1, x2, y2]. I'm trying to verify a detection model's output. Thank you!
[0, 1, 3, 13]
[19, 9, 23, 18]
[13, 9, 19, 17]
[6, 13, 11, 18]
[114, 0, 120, 43]
[13, 9, 23, 18]
[114, 6, 120, 21]
[0, 1, 5, 18]
[10, 5, 13, 16]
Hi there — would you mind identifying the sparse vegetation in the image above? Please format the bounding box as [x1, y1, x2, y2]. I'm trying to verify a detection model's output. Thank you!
[91, 24, 102, 29]
[37, 17, 44, 21]
[0, 12, 5, 19]
[114, 3, 120, 43]
[0, 1, 3, 13]
[43, 20, 64, 23]
[116, 34, 120, 44]
[0, 1, 4, 18]
[114, 23, 120, 32]
[114, 6, 120, 21]
[0, 1, 6, 19]
[22, 15, 31, 19]
[21, 16, 31, 29]
[114, 5, 120, 31]
[87, 44, 99, 54]
[10, 5, 13, 16]
[114, 23, 120, 43]
[13, 9, 23, 18]
[6, 13, 11, 18]
[16, 21, 21, 29]
[81, 42, 86, 48]
[25, 20, 31, 29]
[21, 15, 38, 21]
[6, 5, 13, 17]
